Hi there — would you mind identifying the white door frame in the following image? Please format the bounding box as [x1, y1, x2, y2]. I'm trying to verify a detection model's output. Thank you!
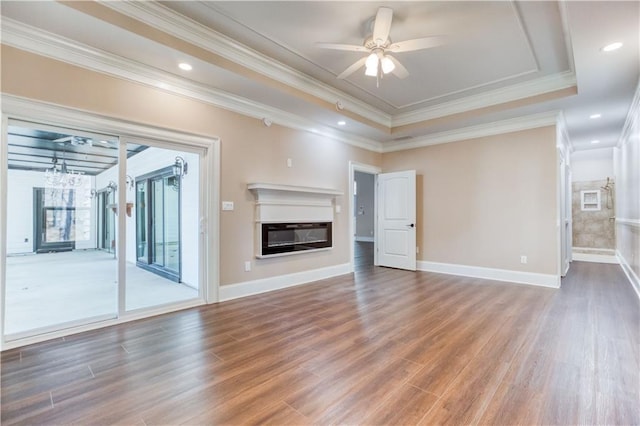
[348, 161, 381, 272]
[0, 95, 220, 350]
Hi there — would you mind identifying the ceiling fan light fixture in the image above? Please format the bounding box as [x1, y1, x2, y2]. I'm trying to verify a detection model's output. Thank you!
[365, 52, 379, 69]
[365, 64, 378, 77]
[381, 56, 395, 74]
[364, 56, 378, 77]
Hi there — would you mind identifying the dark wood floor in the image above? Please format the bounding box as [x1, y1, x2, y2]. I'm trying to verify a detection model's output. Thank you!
[2, 257, 638, 425]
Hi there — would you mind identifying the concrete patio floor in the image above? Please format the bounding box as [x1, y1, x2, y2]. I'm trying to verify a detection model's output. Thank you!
[4, 250, 198, 336]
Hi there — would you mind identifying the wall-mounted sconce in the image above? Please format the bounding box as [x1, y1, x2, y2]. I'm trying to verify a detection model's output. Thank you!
[126, 175, 135, 190]
[106, 181, 117, 194]
[90, 189, 98, 198]
[173, 156, 188, 178]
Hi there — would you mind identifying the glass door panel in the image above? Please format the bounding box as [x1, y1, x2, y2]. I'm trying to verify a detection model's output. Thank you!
[4, 122, 118, 339]
[125, 143, 199, 311]
[151, 177, 166, 268]
[164, 176, 180, 274]
[136, 181, 147, 262]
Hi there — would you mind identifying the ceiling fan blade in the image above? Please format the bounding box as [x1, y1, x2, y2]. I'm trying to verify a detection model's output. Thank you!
[388, 55, 409, 79]
[372, 7, 393, 45]
[337, 57, 368, 79]
[388, 36, 445, 53]
[316, 42, 367, 52]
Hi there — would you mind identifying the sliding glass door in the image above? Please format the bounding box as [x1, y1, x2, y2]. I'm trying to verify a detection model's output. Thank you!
[136, 169, 181, 281]
[4, 122, 118, 338]
[33, 188, 76, 253]
[125, 143, 200, 312]
[2, 115, 210, 347]
[97, 190, 116, 253]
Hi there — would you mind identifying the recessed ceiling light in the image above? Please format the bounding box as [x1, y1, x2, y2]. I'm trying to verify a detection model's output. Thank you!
[601, 42, 623, 52]
[591, 140, 600, 144]
[589, 113, 601, 119]
[337, 121, 346, 126]
[178, 62, 193, 71]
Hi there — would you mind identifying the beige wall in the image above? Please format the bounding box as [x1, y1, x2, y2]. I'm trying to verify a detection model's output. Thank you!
[2, 45, 562, 285]
[1, 46, 382, 286]
[382, 127, 559, 275]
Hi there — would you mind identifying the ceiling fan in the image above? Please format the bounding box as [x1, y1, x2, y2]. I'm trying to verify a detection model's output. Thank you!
[316, 7, 444, 83]
[53, 135, 93, 146]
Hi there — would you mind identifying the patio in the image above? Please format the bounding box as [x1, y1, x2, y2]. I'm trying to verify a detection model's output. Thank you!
[4, 250, 198, 336]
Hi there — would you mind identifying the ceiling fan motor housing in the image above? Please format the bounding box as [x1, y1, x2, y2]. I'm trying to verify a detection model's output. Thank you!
[364, 37, 390, 50]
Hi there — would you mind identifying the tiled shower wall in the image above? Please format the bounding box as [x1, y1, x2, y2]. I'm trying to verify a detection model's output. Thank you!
[572, 179, 615, 250]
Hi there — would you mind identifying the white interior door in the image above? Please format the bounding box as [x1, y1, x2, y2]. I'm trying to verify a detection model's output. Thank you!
[376, 170, 416, 271]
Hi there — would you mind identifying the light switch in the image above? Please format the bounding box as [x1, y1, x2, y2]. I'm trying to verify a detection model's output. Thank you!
[222, 201, 234, 211]
[335, 205, 341, 213]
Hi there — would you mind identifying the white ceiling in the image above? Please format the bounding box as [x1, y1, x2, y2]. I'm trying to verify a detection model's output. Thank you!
[1, 1, 638, 152]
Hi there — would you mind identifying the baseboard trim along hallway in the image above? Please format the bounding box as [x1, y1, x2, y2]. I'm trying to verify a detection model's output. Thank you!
[418, 260, 560, 288]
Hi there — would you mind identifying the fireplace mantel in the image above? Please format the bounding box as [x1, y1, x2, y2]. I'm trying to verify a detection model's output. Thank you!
[248, 183, 342, 257]
[247, 183, 343, 199]
[247, 184, 342, 223]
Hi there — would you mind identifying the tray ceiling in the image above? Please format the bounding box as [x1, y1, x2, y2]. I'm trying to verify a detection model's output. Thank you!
[1, 1, 638, 152]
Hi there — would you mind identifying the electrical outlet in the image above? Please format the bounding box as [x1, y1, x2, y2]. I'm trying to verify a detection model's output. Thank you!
[244, 261, 251, 272]
[287, 158, 292, 168]
[520, 255, 527, 264]
[222, 201, 234, 211]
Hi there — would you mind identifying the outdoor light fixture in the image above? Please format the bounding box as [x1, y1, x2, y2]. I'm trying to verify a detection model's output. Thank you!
[173, 156, 188, 178]
[106, 181, 117, 193]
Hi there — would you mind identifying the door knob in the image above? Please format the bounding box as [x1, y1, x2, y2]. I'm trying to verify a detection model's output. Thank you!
[407, 223, 415, 228]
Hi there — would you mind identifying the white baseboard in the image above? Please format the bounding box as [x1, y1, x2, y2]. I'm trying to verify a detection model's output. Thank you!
[573, 247, 615, 254]
[355, 236, 374, 242]
[220, 263, 352, 301]
[417, 261, 560, 288]
[617, 250, 640, 300]
[572, 253, 619, 264]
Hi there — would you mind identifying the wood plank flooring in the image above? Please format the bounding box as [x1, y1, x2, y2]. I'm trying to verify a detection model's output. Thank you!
[2, 258, 639, 425]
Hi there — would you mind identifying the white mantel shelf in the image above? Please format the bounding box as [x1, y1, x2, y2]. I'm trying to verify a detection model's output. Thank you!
[247, 183, 343, 197]
[247, 182, 343, 223]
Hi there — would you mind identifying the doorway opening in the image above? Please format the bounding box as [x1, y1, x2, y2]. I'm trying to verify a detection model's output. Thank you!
[349, 162, 380, 272]
[354, 170, 376, 271]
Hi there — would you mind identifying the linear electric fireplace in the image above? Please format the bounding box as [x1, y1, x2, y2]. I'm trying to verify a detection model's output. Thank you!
[262, 222, 332, 256]
[248, 183, 343, 258]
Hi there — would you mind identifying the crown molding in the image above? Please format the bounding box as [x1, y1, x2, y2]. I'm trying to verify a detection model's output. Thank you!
[96, 1, 574, 130]
[618, 77, 640, 148]
[1, 18, 383, 153]
[556, 111, 574, 154]
[102, 1, 575, 130]
[99, 1, 391, 128]
[558, 0, 577, 75]
[383, 111, 560, 153]
[392, 71, 576, 127]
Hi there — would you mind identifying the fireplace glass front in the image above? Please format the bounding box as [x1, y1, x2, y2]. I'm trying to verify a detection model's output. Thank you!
[261, 222, 332, 256]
